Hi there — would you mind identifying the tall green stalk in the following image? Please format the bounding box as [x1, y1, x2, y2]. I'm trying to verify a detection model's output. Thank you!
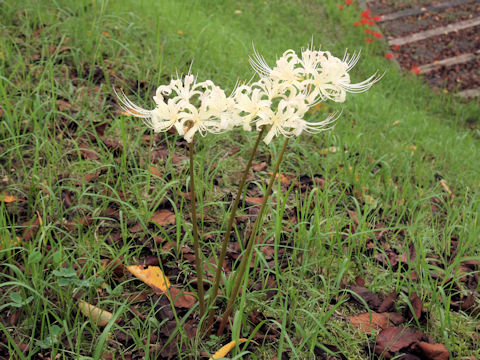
[189, 141, 205, 318]
[206, 126, 266, 331]
[217, 137, 290, 336]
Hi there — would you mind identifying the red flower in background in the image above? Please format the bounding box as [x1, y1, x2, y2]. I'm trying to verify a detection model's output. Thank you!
[372, 32, 383, 38]
[354, 21, 361, 26]
[373, 15, 381, 21]
[361, 9, 371, 18]
[411, 66, 421, 75]
[393, 45, 400, 51]
[385, 53, 394, 59]
[365, 38, 373, 43]
[346, 0, 353, 4]
[338, 4, 344, 10]
[365, 28, 372, 34]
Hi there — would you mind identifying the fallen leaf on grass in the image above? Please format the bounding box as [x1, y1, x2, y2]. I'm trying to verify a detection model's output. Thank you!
[378, 291, 396, 313]
[439, 179, 454, 197]
[78, 300, 114, 326]
[169, 287, 196, 308]
[349, 312, 388, 333]
[150, 166, 162, 178]
[80, 149, 100, 160]
[268, 172, 289, 184]
[375, 326, 424, 355]
[127, 265, 171, 294]
[150, 209, 176, 227]
[408, 293, 423, 321]
[245, 197, 263, 206]
[23, 213, 42, 242]
[350, 285, 382, 310]
[415, 341, 449, 360]
[350, 312, 406, 334]
[252, 162, 267, 171]
[313, 343, 347, 359]
[83, 171, 100, 183]
[1, 193, 17, 203]
[101, 258, 124, 280]
[209, 339, 249, 360]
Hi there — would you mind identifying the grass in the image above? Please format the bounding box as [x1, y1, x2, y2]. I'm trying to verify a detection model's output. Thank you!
[1, 0, 479, 359]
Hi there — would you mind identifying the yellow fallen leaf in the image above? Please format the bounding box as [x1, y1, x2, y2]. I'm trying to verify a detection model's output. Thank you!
[127, 265, 171, 294]
[102, 31, 111, 38]
[439, 179, 452, 196]
[177, 30, 184, 35]
[1, 193, 17, 203]
[78, 300, 114, 326]
[210, 339, 248, 360]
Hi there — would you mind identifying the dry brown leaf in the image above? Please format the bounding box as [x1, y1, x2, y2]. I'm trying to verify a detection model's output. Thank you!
[252, 162, 267, 172]
[375, 326, 424, 355]
[83, 171, 100, 183]
[378, 292, 397, 313]
[415, 341, 449, 360]
[350, 285, 382, 310]
[245, 197, 263, 206]
[23, 213, 42, 242]
[150, 166, 162, 178]
[80, 149, 100, 160]
[408, 293, 423, 321]
[78, 300, 114, 326]
[56, 99, 72, 111]
[150, 209, 176, 227]
[349, 312, 388, 333]
[127, 265, 171, 294]
[169, 287, 196, 308]
[209, 339, 249, 360]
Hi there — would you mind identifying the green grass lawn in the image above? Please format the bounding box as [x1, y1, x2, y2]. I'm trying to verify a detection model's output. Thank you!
[1, 0, 479, 359]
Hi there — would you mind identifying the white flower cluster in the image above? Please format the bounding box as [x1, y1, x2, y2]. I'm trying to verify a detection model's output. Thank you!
[117, 46, 381, 144]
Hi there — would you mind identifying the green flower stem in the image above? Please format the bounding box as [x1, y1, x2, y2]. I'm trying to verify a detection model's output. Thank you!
[206, 126, 266, 332]
[189, 141, 205, 318]
[217, 137, 290, 336]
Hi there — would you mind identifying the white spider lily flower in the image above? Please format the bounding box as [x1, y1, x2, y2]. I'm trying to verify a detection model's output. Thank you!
[270, 50, 304, 85]
[116, 88, 189, 135]
[250, 46, 381, 104]
[150, 98, 188, 135]
[253, 76, 297, 101]
[250, 49, 305, 88]
[181, 102, 224, 143]
[115, 74, 236, 142]
[179, 83, 235, 142]
[155, 74, 207, 103]
[233, 85, 271, 131]
[255, 100, 308, 144]
[203, 84, 237, 131]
